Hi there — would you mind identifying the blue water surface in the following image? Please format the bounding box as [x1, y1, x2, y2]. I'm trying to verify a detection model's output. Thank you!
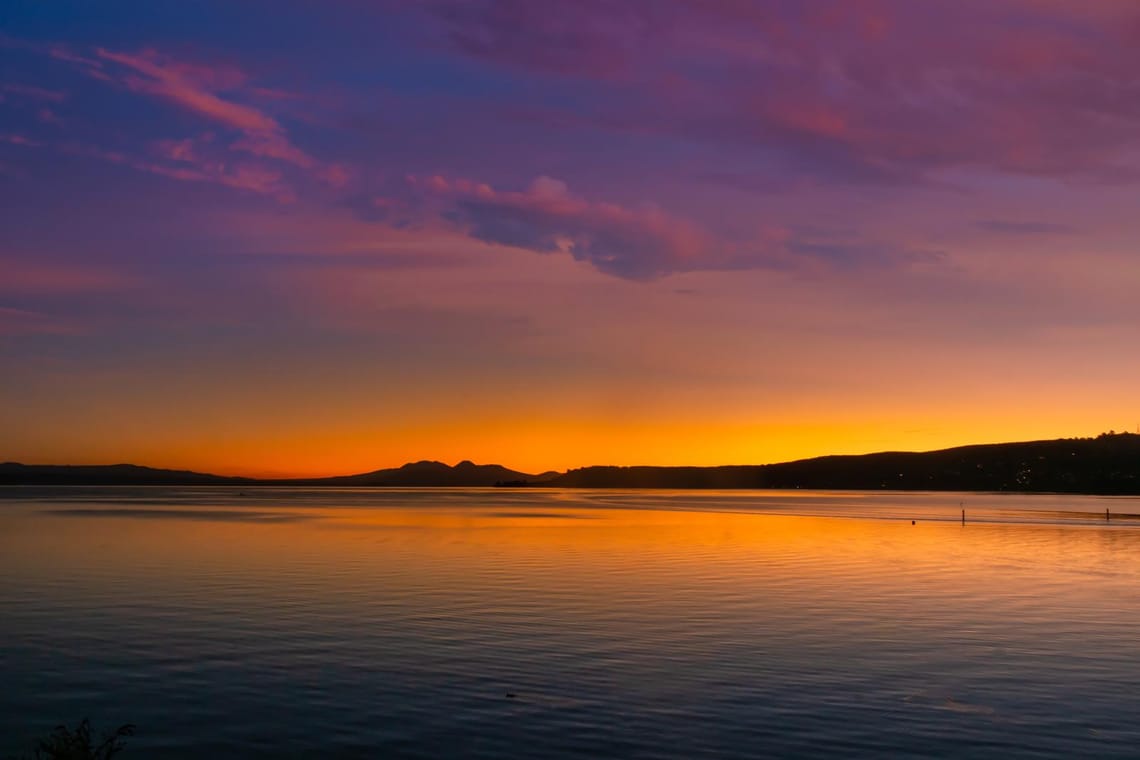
[2, 487, 1139, 758]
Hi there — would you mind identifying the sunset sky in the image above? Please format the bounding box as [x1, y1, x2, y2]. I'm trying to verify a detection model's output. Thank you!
[3, 1, 1140, 477]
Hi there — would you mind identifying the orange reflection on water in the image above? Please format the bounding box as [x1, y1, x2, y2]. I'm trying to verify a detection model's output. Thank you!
[6, 499, 1140, 625]
[5, 492, 1140, 759]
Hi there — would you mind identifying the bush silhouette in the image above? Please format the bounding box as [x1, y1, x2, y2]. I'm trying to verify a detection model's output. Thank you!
[12, 719, 134, 760]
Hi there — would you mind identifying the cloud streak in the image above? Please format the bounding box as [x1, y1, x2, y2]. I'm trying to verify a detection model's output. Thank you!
[420, 0, 1140, 183]
[0, 134, 42, 147]
[95, 49, 276, 132]
[369, 175, 936, 280]
[414, 175, 715, 279]
[95, 48, 318, 169]
[976, 220, 1077, 235]
[1, 83, 67, 102]
[3, 39, 355, 200]
[53, 140, 291, 199]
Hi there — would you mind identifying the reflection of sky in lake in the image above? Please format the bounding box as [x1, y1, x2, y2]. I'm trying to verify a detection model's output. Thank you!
[3, 488, 1140, 758]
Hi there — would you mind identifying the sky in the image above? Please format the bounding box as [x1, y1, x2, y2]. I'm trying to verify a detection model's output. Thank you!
[2, 0, 1140, 477]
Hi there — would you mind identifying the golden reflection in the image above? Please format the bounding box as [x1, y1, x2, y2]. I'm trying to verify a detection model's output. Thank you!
[6, 503, 1140, 614]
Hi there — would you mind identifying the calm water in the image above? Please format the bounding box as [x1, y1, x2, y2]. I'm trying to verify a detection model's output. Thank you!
[2, 488, 1140, 758]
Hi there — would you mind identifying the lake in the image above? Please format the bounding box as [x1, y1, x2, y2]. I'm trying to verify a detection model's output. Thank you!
[2, 487, 1140, 758]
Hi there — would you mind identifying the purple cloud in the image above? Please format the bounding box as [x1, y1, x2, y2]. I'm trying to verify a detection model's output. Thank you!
[362, 174, 938, 280]
[441, 176, 716, 279]
[417, 0, 1140, 183]
[6, 39, 347, 198]
[976, 220, 1077, 235]
[406, 175, 719, 279]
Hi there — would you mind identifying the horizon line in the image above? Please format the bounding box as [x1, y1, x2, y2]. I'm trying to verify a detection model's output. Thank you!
[4, 431, 1133, 481]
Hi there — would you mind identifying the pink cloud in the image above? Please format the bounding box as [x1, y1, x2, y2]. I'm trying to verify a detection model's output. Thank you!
[319, 164, 352, 188]
[154, 135, 204, 163]
[6, 35, 361, 198]
[420, 0, 1140, 182]
[140, 159, 290, 199]
[363, 172, 948, 279]
[141, 135, 290, 198]
[11, 41, 345, 194]
[90, 47, 343, 184]
[762, 100, 851, 141]
[0, 134, 41, 147]
[391, 174, 754, 279]
[60, 138, 293, 200]
[230, 131, 315, 169]
[47, 43, 105, 70]
[96, 48, 280, 133]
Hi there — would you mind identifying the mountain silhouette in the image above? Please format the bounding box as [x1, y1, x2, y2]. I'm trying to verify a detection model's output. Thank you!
[0, 460, 541, 487]
[546, 432, 1140, 493]
[0, 462, 250, 486]
[308, 460, 540, 487]
[2, 433, 1139, 493]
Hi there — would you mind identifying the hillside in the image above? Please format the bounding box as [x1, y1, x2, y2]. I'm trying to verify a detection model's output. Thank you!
[0, 463, 250, 486]
[547, 433, 1140, 493]
[301, 460, 542, 487]
[3, 433, 1138, 493]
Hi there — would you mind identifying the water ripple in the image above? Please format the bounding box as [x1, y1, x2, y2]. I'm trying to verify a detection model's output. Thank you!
[2, 488, 1140, 757]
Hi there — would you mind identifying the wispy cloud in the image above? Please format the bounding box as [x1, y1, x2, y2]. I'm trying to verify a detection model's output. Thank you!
[976, 220, 1078, 235]
[95, 49, 278, 132]
[419, 0, 1140, 183]
[1, 83, 67, 102]
[367, 174, 932, 280]
[94, 48, 319, 170]
[5, 37, 339, 188]
[388, 175, 726, 279]
[6, 38, 352, 199]
[785, 241, 946, 273]
[61, 139, 292, 200]
[0, 133, 42, 147]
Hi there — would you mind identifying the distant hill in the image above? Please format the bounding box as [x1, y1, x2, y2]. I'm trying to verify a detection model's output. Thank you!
[3, 433, 1139, 493]
[301, 460, 542, 487]
[547, 433, 1140, 494]
[0, 460, 539, 487]
[0, 462, 250, 486]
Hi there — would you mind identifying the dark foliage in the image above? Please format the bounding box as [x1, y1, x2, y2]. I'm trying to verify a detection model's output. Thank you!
[11, 719, 134, 760]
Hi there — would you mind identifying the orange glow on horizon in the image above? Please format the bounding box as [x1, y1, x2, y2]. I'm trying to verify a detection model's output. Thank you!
[8, 1, 1140, 486]
[7, 412, 1126, 479]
